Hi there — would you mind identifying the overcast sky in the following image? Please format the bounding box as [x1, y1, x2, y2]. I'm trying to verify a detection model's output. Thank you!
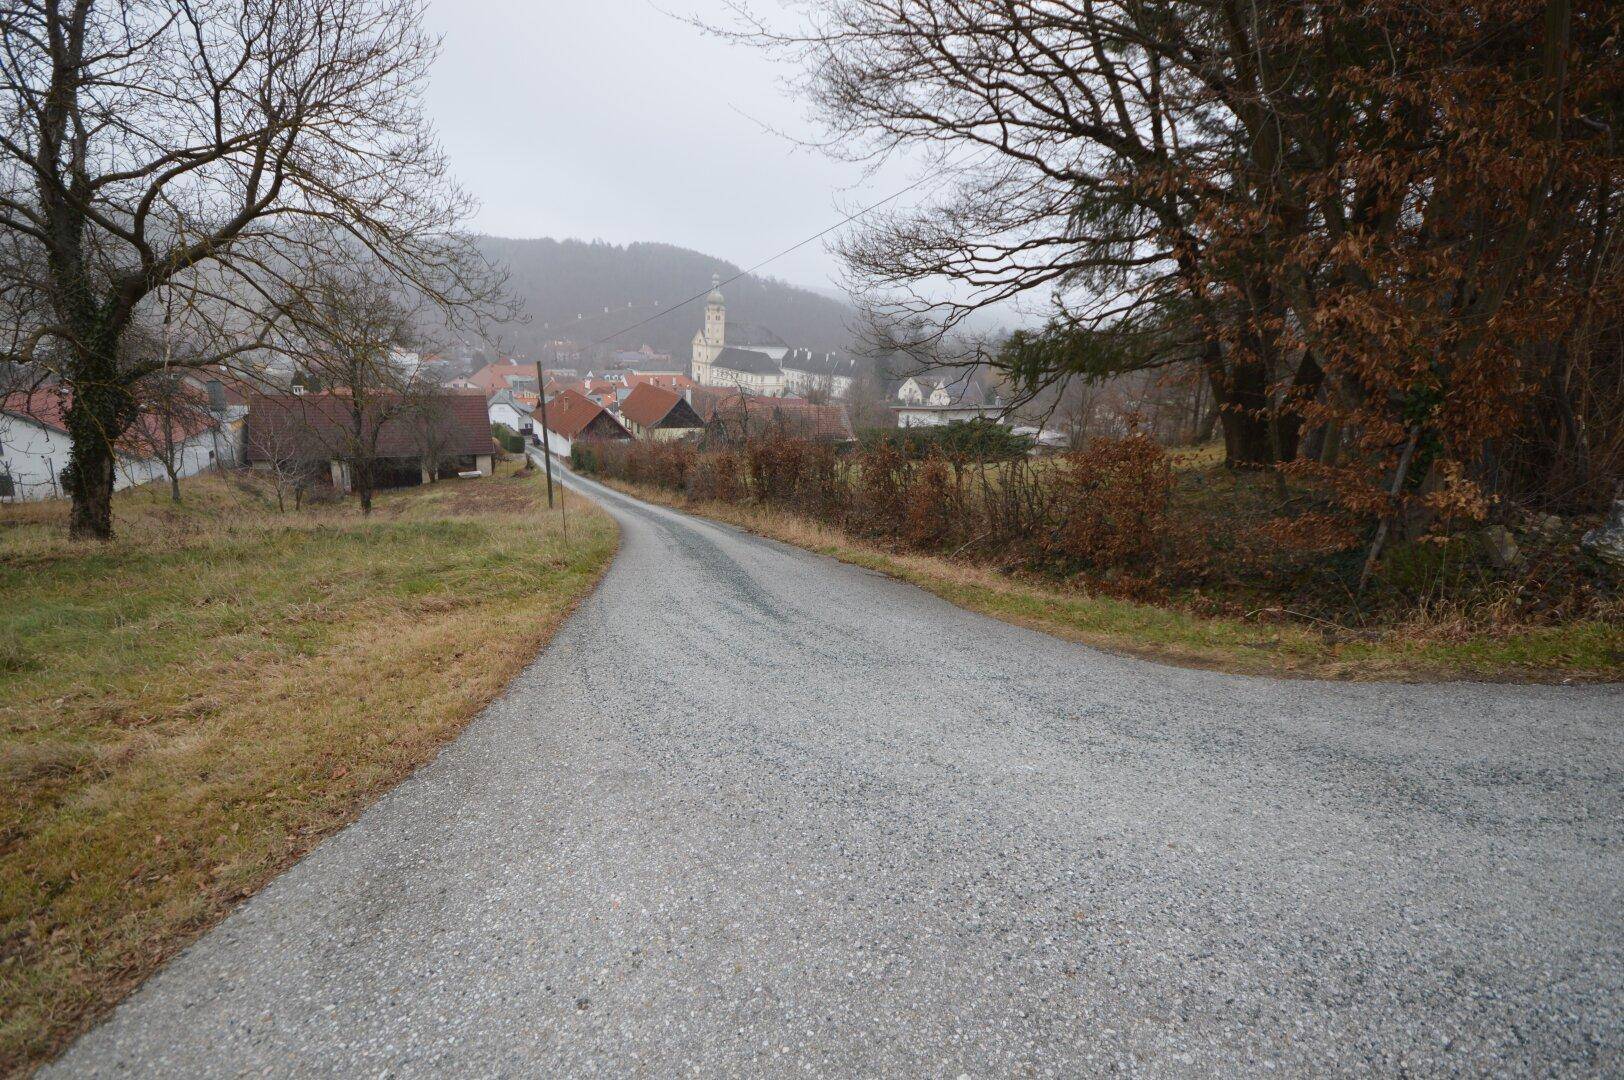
[420, 1, 916, 294]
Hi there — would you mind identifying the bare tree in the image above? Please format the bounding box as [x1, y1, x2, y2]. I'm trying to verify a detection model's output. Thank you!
[409, 390, 455, 483]
[246, 415, 311, 512]
[714, 2, 1336, 468]
[122, 370, 215, 502]
[0, 0, 506, 539]
[270, 258, 419, 515]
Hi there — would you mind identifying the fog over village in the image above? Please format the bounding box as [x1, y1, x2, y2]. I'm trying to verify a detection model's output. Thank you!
[1, 1, 1619, 1076]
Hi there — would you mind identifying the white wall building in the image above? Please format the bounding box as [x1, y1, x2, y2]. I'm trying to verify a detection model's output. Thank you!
[892, 374, 1002, 428]
[1, 394, 222, 502]
[487, 390, 534, 435]
[691, 277, 793, 390]
[780, 349, 857, 400]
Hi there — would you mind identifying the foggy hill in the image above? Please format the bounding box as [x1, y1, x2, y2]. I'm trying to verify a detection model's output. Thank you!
[476, 237, 859, 360]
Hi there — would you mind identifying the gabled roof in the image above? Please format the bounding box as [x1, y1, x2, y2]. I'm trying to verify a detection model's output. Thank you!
[900, 370, 988, 407]
[688, 385, 767, 423]
[243, 390, 491, 462]
[620, 383, 704, 430]
[2, 389, 71, 435]
[466, 362, 534, 395]
[543, 388, 631, 440]
[623, 372, 695, 393]
[488, 389, 534, 416]
[710, 347, 782, 377]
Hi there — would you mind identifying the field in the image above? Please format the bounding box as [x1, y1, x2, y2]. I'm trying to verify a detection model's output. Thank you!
[0, 462, 616, 1076]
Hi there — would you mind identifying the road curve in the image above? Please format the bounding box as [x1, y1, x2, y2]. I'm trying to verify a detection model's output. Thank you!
[50, 469, 1622, 1077]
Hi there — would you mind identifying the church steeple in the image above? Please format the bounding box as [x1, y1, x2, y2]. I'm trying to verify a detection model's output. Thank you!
[705, 274, 725, 346]
[694, 273, 726, 384]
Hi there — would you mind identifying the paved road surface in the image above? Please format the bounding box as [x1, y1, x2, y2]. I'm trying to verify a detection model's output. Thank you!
[50, 470, 1622, 1076]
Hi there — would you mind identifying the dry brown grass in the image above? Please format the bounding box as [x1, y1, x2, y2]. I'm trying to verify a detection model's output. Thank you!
[596, 476, 1621, 682]
[0, 463, 617, 1076]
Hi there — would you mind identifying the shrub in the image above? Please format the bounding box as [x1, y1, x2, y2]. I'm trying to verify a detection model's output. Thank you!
[490, 424, 526, 455]
[1046, 435, 1172, 570]
[861, 419, 1033, 463]
[903, 456, 957, 548]
[850, 439, 910, 539]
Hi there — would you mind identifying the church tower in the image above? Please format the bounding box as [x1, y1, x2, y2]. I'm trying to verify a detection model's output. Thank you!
[692, 274, 726, 385]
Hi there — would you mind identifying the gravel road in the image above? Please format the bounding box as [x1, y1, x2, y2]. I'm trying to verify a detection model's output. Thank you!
[49, 469, 1622, 1077]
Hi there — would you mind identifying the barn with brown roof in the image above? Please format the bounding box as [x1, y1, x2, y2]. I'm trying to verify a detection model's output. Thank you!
[619, 384, 705, 441]
[243, 389, 494, 492]
[538, 389, 630, 458]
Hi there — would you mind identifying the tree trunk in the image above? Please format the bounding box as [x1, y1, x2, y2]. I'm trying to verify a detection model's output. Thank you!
[169, 473, 182, 503]
[1197, 337, 1274, 469]
[1216, 365, 1274, 469]
[1219, 406, 1274, 469]
[1196, 400, 1219, 442]
[65, 364, 133, 541]
[1298, 424, 1325, 462]
[1318, 417, 1343, 465]
[67, 443, 116, 540]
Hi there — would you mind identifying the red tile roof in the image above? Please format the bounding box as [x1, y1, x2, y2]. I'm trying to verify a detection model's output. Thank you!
[3, 388, 217, 450]
[620, 384, 704, 431]
[466, 363, 534, 396]
[541, 389, 629, 440]
[623, 372, 696, 393]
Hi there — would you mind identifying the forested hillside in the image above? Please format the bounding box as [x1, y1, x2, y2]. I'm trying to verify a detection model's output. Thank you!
[476, 237, 858, 359]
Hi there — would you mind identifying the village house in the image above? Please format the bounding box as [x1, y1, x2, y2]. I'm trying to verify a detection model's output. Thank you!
[621, 372, 696, 394]
[243, 389, 493, 491]
[780, 349, 859, 399]
[892, 374, 1000, 428]
[539, 388, 631, 458]
[0, 388, 223, 502]
[177, 372, 253, 465]
[609, 344, 680, 372]
[619, 384, 706, 441]
[464, 361, 538, 397]
[487, 389, 535, 435]
[705, 347, 787, 396]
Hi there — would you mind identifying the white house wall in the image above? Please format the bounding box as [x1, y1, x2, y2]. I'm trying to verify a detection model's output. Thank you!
[544, 427, 572, 458]
[782, 370, 854, 399]
[0, 415, 74, 500]
[489, 402, 532, 432]
[113, 430, 220, 491]
[1, 416, 221, 501]
[895, 407, 990, 429]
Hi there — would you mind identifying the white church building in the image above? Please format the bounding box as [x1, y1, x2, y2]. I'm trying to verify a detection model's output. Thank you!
[690, 277, 857, 398]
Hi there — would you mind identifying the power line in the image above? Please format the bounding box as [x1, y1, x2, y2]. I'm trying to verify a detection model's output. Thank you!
[575, 172, 935, 353]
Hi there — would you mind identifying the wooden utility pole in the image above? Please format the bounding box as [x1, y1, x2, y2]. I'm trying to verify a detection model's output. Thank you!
[534, 361, 555, 509]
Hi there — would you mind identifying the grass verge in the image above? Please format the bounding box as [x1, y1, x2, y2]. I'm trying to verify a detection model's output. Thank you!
[0, 461, 617, 1076]
[597, 476, 1620, 683]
